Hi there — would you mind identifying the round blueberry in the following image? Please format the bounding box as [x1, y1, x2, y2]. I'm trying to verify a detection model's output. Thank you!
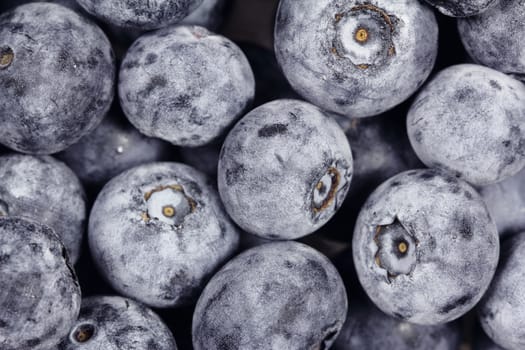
[218, 99, 353, 240]
[58, 295, 177, 349]
[0, 3, 115, 154]
[119, 25, 255, 147]
[274, 0, 438, 118]
[353, 169, 499, 325]
[0, 217, 81, 350]
[424, 0, 497, 17]
[407, 64, 525, 186]
[181, 0, 226, 31]
[0, 153, 86, 263]
[88, 162, 240, 308]
[192, 241, 348, 350]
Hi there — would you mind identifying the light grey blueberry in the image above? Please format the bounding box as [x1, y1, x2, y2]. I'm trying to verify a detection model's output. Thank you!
[58, 296, 177, 350]
[0, 217, 81, 350]
[0, 154, 86, 263]
[119, 25, 255, 147]
[192, 241, 348, 350]
[181, 0, 226, 30]
[407, 64, 525, 186]
[274, 0, 438, 118]
[478, 232, 525, 350]
[424, 0, 497, 17]
[89, 162, 240, 308]
[458, 0, 525, 81]
[353, 169, 499, 325]
[218, 99, 353, 240]
[333, 300, 461, 349]
[0, 3, 115, 154]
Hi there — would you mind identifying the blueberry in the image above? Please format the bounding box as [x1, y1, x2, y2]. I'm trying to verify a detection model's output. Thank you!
[89, 162, 239, 308]
[58, 295, 177, 349]
[218, 99, 353, 240]
[76, 0, 203, 30]
[0, 217, 81, 350]
[407, 64, 525, 186]
[333, 300, 461, 349]
[0, 3, 115, 154]
[424, 0, 497, 17]
[0, 0, 82, 13]
[458, 0, 525, 81]
[0, 153, 86, 263]
[274, 0, 438, 118]
[181, 0, 227, 31]
[192, 241, 348, 350]
[353, 169, 499, 325]
[119, 25, 255, 147]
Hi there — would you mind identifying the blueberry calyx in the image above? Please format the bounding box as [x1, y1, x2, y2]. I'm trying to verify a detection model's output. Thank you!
[0, 46, 13, 69]
[0, 199, 8, 216]
[311, 161, 351, 220]
[72, 323, 95, 343]
[142, 184, 196, 226]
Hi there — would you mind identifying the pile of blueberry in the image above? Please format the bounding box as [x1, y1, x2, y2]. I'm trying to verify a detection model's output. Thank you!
[1, 0, 524, 349]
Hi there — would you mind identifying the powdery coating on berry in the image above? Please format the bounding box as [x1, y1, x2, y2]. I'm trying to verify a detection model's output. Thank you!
[0, 3, 115, 154]
[424, 0, 497, 17]
[181, 0, 226, 30]
[0, 154, 86, 263]
[407, 64, 525, 186]
[119, 25, 255, 147]
[88, 162, 240, 308]
[458, 0, 525, 81]
[0, 0, 82, 13]
[0, 217, 81, 350]
[218, 99, 353, 240]
[77, 0, 202, 30]
[58, 296, 177, 350]
[192, 241, 348, 350]
[333, 300, 461, 349]
[353, 169, 499, 325]
[274, 0, 438, 118]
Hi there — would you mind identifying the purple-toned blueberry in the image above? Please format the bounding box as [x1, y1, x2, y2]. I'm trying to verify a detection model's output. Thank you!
[192, 241, 348, 350]
[0, 217, 81, 350]
[58, 296, 177, 349]
[424, 0, 497, 17]
[353, 169, 499, 325]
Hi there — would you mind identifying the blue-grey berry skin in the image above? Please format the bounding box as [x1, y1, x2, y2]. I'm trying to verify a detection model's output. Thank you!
[353, 169, 499, 325]
[478, 232, 525, 350]
[407, 64, 525, 186]
[0, 3, 115, 155]
[89, 162, 240, 308]
[0, 154, 86, 264]
[0, 0, 82, 13]
[0, 217, 81, 350]
[58, 296, 177, 350]
[192, 241, 348, 350]
[181, 0, 226, 31]
[218, 99, 353, 240]
[119, 25, 255, 147]
[76, 0, 203, 30]
[333, 300, 461, 350]
[458, 0, 525, 81]
[424, 0, 497, 17]
[274, 0, 438, 118]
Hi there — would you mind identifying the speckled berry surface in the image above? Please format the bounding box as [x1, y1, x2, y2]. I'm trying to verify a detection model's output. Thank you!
[0, 217, 81, 350]
[181, 0, 226, 30]
[119, 25, 254, 147]
[424, 0, 497, 17]
[0, 3, 115, 154]
[407, 64, 525, 186]
[353, 169, 499, 325]
[274, 0, 438, 118]
[0, 0, 82, 13]
[458, 0, 525, 81]
[58, 295, 177, 350]
[192, 241, 348, 350]
[218, 99, 353, 240]
[0, 154, 86, 263]
[89, 162, 240, 308]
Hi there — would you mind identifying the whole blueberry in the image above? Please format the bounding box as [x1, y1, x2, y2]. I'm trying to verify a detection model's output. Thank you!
[424, 0, 497, 17]
[0, 217, 81, 350]
[192, 241, 348, 350]
[0, 153, 86, 263]
[478, 232, 525, 349]
[0, 3, 115, 155]
[119, 25, 254, 147]
[353, 169, 499, 325]
[76, 0, 203, 30]
[407, 64, 525, 186]
[58, 295, 177, 349]
[274, 0, 438, 118]
[218, 99, 353, 240]
[89, 162, 239, 308]
[458, 0, 525, 81]
[181, 0, 226, 30]
[333, 300, 461, 349]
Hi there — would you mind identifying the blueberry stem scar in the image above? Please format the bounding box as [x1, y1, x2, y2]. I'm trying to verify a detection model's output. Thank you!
[0, 47, 14, 69]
